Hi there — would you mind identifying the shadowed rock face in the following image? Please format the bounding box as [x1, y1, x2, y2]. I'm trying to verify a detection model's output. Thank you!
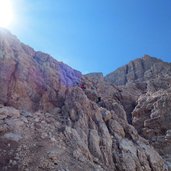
[0, 29, 169, 171]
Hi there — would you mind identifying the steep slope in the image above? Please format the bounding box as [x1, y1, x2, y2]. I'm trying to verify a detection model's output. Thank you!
[0, 29, 168, 171]
[105, 55, 171, 86]
[0, 29, 81, 111]
[104, 55, 171, 170]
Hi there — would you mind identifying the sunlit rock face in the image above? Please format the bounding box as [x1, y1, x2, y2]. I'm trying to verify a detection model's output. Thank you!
[0, 29, 169, 171]
[0, 29, 81, 112]
[105, 55, 171, 170]
[105, 55, 171, 86]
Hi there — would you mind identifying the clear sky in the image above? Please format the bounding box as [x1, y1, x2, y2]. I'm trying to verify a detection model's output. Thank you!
[8, 0, 171, 75]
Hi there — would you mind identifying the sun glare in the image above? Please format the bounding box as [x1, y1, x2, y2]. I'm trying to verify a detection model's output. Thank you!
[0, 0, 14, 28]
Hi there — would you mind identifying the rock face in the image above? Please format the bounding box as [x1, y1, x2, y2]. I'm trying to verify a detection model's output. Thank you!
[132, 89, 171, 169]
[0, 29, 81, 112]
[0, 28, 170, 171]
[105, 54, 171, 170]
[105, 55, 170, 86]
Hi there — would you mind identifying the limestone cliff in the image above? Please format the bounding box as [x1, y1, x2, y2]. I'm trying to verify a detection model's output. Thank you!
[0, 29, 169, 171]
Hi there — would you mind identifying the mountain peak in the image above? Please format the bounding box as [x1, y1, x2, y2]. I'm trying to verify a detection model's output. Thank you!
[142, 54, 163, 63]
[105, 55, 169, 85]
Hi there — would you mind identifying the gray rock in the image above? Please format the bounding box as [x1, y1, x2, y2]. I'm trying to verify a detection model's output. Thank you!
[4, 132, 22, 142]
[0, 29, 169, 171]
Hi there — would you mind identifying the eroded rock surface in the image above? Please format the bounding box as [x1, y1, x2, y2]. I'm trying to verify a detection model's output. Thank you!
[0, 29, 81, 112]
[0, 28, 169, 171]
[105, 54, 171, 170]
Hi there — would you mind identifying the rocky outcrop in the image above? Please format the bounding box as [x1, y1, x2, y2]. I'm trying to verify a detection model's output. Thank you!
[0, 28, 170, 170]
[0, 29, 81, 112]
[132, 90, 171, 170]
[105, 55, 171, 86]
[104, 54, 171, 170]
[0, 90, 167, 171]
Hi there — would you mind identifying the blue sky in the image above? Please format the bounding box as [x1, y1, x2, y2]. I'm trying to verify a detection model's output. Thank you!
[10, 0, 171, 75]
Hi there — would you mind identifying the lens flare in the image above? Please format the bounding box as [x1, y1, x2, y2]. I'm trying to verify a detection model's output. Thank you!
[0, 0, 14, 28]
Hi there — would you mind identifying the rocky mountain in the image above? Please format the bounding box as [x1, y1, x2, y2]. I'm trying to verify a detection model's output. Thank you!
[0, 28, 170, 171]
[105, 55, 171, 169]
[105, 55, 171, 86]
